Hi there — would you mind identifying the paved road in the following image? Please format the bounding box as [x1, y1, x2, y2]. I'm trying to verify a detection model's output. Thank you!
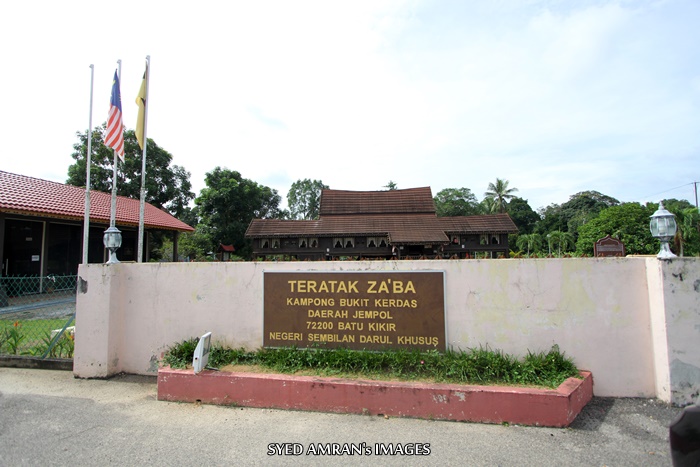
[0, 368, 681, 466]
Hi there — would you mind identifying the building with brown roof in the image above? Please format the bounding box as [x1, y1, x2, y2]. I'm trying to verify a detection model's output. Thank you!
[0, 171, 194, 277]
[245, 187, 517, 260]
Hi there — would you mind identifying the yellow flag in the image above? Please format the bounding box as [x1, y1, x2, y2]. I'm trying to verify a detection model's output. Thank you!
[135, 64, 148, 150]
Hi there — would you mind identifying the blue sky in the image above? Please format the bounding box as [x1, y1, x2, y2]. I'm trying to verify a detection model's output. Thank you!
[1, 0, 698, 212]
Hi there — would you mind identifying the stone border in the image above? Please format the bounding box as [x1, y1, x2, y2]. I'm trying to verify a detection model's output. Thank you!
[0, 356, 73, 371]
[157, 368, 593, 427]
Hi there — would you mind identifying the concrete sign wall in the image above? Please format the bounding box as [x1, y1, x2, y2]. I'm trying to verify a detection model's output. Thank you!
[74, 258, 700, 405]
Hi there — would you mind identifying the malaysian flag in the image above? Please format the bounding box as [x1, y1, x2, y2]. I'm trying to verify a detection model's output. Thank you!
[105, 70, 124, 161]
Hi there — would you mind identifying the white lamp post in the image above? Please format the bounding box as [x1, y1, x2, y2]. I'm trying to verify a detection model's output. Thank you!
[103, 226, 123, 264]
[649, 202, 677, 259]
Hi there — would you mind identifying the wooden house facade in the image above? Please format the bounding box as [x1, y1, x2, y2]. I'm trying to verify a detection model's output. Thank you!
[245, 187, 518, 260]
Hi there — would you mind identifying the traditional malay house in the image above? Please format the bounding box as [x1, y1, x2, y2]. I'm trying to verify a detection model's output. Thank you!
[245, 187, 518, 260]
[0, 171, 194, 277]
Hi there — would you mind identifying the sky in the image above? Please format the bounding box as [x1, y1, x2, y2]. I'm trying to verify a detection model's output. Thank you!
[1, 0, 698, 213]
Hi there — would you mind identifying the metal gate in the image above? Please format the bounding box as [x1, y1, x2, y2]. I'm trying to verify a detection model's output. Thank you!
[0, 275, 76, 359]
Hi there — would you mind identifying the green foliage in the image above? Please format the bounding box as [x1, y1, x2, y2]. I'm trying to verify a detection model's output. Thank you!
[575, 202, 657, 255]
[507, 197, 540, 234]
[3, 321, 25, 355]
[67, 124, 194, 218]
[32, 331, 75, 358]
[287, 179, 329, 220]
[547, 230, 575, 256]
[383, 181, 398, 190]
[484, 178, 518, 214]
[434, 188, 481, 217]
[162, 337, 200, 368]
[195, 167, 283, 259]
[536, 191, 619, 238]
[663, 199, 700, 257]
[162, 340, 579, 388]
[516, 233, 544, 256]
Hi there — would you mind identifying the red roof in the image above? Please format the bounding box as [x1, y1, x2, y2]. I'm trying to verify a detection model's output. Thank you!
[0, 171, 194, 232]
[219, 244, 235, 252]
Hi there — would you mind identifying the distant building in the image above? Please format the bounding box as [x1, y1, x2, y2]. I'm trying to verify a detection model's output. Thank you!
[217, 244, 236, 261]
[0, 171, 194, 277]
[245, 187, 517, 260]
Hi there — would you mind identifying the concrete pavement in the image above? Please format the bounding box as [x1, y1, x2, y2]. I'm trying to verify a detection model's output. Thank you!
[0, 368, 680, 466]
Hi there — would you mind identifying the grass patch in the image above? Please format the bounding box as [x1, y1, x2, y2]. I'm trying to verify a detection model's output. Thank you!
[162, 340, 579, 389]
[0, 319, 74, 357]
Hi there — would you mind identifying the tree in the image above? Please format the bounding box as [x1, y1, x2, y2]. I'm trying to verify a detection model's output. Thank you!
[548, 230, 575, 257]
[663, 199, 700, 256]
[433, 188, 480, 217]
[195, 167, 283, 259]
[575, 203, 657, 256]
[484, 178, 518, 213]
[287, 179, 329, 220]
[67, 124, 194, 217]
[516, 233, 543, 256]
[507, 197, 540, 234]
[383, 181, 398, 190]
[536, 191, 619, 238]
[480, 197, 497, 214]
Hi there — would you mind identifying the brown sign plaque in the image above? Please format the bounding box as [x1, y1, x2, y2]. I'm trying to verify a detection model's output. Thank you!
[264, 271, 446, 351]
[594, 235, 626, 257]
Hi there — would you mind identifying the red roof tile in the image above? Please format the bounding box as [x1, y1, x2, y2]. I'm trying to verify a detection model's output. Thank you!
[0, 171, 193, 232]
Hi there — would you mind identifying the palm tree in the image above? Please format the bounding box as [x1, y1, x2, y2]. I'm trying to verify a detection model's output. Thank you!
[516, 233, 543, 257]
[548, 230, 575, 257]
[480, 197, 497, 214]
[484, 178, 518, 213]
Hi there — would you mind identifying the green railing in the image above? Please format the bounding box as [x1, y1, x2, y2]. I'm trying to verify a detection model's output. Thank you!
[0, 275, 76, 358]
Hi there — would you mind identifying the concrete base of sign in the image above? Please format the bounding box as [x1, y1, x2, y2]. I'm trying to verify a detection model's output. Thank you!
[157, 368, 593, 427]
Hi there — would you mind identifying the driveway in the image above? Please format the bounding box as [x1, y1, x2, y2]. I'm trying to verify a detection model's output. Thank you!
[0, 368, 680, 466]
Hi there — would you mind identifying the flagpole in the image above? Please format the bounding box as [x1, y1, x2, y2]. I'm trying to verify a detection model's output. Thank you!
[82, 64, 94, 265]
[137, 55, 150, 263]
[110, 59, 122, 231]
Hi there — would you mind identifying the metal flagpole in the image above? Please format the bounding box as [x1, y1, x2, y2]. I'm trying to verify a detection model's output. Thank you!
[110, 59, 122, 231]
[137, 55, 150, 262]
[82, 64, 94, 265]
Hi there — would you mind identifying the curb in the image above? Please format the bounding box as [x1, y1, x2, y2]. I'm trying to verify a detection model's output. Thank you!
[157, 368, 593, 427]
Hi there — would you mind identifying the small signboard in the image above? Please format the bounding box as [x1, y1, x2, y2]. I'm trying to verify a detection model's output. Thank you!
[264, 271, 446, 352]
[594, 235, 625, 257]
[193, 332, 212, 374]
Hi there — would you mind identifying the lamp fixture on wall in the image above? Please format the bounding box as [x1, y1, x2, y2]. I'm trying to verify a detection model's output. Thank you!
[103, 226, 122, 264]
[649, 202, 677, 259]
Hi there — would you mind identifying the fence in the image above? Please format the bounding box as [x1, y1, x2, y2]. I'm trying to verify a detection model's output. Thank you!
[0, 275, 76, 358]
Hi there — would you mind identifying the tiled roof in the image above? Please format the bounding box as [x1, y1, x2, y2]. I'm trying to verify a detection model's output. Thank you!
[246, 214, 449, 244]
[438, 214, 518, 234]
[0, 171, 194, 232]
[319, 187, 436, 216]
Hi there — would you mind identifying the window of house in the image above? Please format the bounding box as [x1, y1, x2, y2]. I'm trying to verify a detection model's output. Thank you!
[271, 239, 280, 249]
[491, 235, 500, 245]
[379, 238, 387, 247]
[309, 238, 318, 248]
[344, 238, 355, 248]
[451, 235, 460, 245]
[261, 239, 269, 249]
[367, 237, 377, 248]
[333, 237, 343, 248]
[480, 234, 489, 245]
[299, 238, 307, 248]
